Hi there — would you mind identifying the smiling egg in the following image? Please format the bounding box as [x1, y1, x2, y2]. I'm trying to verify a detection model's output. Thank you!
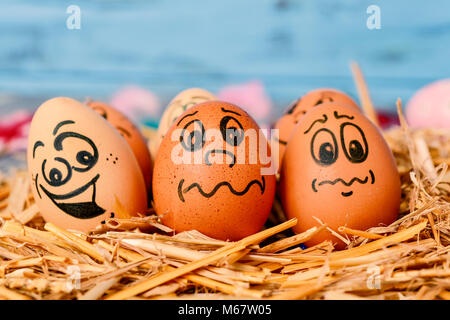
[87, 101, 153, 196]
[153, 101, 276, 241]
[272, 89, 359, 170]
[280, 102, 400, 249]
[150, 88, 216, 160]
[27, 97, 147, 232]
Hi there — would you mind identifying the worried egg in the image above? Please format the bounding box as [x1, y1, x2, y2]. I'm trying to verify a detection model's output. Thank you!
[27, 97, 147, 232]
[87, 101, 153, 196]
[150, 88, 216, 160]
[271, 89, 359, 170]
[280, 103, 400, 249]
[153, 101, 276, 241]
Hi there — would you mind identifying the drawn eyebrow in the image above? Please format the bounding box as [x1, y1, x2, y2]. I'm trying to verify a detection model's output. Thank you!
[177, 110, 199, 126]
[53, 120, 75, 135]
[32, 141, 45, 158]
[334, 111, 354, 120]
[303, 114, 328, 134]
[191, 96, 211, 100]
[221, 107, 241, 116]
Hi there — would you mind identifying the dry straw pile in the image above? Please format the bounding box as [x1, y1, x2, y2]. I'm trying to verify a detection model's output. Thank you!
[0, 105, 448, 300]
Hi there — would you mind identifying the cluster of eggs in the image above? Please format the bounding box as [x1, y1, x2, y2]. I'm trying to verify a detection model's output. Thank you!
[27, 87, 401, 249]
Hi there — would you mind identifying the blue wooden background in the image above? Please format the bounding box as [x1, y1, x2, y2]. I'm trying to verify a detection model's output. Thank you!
[0, 0, 449, 119]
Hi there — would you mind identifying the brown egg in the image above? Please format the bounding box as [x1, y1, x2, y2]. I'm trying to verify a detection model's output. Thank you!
[280, 102, 400, 249]
[27, 97, 147, 232]
[87, 101, 153, 196]
[271, 89, 359, 170]
[150, 88, 216, 159]
[153, 101, 276, 241]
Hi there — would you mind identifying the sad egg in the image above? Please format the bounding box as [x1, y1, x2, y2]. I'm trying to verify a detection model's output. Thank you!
[280, 102, 400, 249]
[153, 101, 276, 241]
[272, 89, 359, 169]
[27, 97, 147, 232]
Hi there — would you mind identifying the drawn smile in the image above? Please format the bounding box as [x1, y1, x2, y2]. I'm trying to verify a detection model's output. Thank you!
[177, 176, 266, 202]
[311, 169, 375, 196]
[40, 174, 106, 219]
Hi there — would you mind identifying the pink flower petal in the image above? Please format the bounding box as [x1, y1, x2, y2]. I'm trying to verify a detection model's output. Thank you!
[217, 80, 273, 122]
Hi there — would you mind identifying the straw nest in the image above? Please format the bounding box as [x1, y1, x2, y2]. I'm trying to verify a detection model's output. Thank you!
[0, 107, 448, 300]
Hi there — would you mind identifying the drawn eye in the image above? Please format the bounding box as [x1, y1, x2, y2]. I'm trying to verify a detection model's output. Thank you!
[311, 128, 338, 166]
[340, 122, 368, 163]
[74, 150, 96, 172]
[53, 131, 99, 172]
[180, 119, 205, 152]
[220, 116, 244, 146]
[42, 158, 72, 187]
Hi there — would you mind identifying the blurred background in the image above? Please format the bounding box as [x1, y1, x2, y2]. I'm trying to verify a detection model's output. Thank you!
[0, 0, 449, 158]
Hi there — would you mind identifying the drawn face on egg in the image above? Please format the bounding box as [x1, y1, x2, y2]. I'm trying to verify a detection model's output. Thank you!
[171, 103, 267, 202]
[32, 120, 106, 219]
[153, 101, 276, 241]
[89, 102, 134, 139]
[280, 102, 400, 248]
[304, 109, 374, 197]
[272, 89, 359, 168]
[28, 98, 148, 232]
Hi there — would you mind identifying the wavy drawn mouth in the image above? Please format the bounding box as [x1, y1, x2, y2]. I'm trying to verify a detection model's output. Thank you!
[311, 169, 375, 196]
[40, 174, 106, 219]
[177, 176, 266, 202]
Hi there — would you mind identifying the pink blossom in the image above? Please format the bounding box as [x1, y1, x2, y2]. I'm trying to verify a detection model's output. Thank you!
[110, 85, 161, 121]
[217, 80, 273, 126]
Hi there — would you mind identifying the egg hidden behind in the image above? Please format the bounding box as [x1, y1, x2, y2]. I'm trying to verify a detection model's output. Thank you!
[150, 88, 216, 160]
[87, 100, 153, 196]
[272, 88, 359, 171]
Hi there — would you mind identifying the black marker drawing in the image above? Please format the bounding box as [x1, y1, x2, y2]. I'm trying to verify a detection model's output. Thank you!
[310, 128, 338, 166]
[53, 120, 75, 136]
[33, 120, 105, 219]
[33, 141, 44, 158]
[177, 176, 265, 202]
[180, 119, 205, 152]
[311, 169, 375, 195]
[204, 149, 236, 168]
[177, 110, 199, 126]
[334, 111, 354, 120]
[221, 107, 241, 117]
[340, 122, 368, 163]
[40, 174, 105, 219]
[304, 114, 328, 134]
[220, 116, 244, 146]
